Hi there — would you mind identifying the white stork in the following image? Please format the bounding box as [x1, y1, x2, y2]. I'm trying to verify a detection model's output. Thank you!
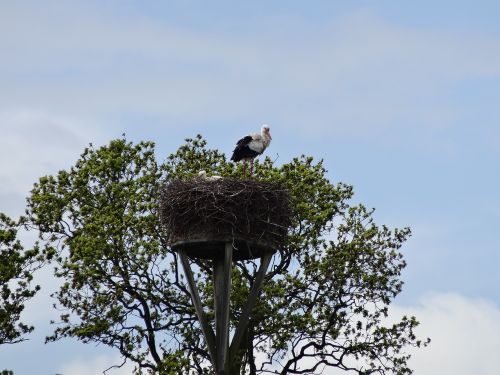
[230, 124, 272, 175]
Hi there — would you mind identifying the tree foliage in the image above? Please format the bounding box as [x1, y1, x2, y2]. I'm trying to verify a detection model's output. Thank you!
[0, 213, 41, 345]
[27, 135, 428, 374]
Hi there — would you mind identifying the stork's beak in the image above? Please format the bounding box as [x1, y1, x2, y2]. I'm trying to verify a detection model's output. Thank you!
[268, 130, 272, 139]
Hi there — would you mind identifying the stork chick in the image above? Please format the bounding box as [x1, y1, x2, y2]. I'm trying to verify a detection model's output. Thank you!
[198, 170, 222, 181]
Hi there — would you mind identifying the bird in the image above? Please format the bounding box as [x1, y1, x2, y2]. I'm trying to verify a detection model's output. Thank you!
[230, 124, 272, 175]
[198, 170, 222, 181]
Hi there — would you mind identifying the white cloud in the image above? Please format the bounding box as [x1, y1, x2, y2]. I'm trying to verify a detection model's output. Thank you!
[1, 4, 500, 139]
[57, 354, 136, 375]
[255, 292, 500, 375]
[19, 264, 62, 327]
[0, 109, 106, 217]
[389, 293, 500, 375]
[0, 109, 111, 336]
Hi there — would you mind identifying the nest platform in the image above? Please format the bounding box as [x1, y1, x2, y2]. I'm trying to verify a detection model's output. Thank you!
[160, 177, 290, 260]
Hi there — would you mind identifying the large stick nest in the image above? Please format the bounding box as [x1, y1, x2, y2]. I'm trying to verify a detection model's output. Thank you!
[159, 177, 291, 253]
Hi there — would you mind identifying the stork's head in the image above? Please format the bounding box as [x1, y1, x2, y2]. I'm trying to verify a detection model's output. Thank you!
[261, 124, 272, 139]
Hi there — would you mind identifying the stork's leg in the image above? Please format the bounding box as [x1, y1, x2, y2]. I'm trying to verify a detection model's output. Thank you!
[242, 160, 247, 176]
[250, 159, 254, 175]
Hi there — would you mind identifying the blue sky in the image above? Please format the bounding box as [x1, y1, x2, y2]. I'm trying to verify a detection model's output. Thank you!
[1, 1, 499, 374]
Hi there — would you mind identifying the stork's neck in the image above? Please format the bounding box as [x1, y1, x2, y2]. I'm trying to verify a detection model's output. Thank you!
[261, 130, 272, 147]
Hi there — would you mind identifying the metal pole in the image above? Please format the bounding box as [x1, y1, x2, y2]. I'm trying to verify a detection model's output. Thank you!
[179, 243, 273, 374]
[213, 242, 233, 374]
[178, 249, 217, 366]
[229, 251, 273, 366]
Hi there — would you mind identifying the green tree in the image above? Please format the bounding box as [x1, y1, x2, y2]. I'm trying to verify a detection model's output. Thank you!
[27, 136, 428, 374]
[0, 213, 41, 345]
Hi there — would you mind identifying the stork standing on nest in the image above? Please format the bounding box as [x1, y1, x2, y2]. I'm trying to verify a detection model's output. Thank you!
[231, 124, 272, 175]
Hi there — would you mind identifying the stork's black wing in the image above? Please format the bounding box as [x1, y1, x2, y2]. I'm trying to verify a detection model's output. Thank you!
[235, 135, 253, 147]
[231, 135, 259, 162]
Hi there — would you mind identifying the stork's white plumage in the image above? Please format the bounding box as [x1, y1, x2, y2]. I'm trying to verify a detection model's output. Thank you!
[198, 170, 222, 181]
[231, 125, 272, 174]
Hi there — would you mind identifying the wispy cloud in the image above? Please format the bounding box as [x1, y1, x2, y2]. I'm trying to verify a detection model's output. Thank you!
[1, 4, 500, 141]
[390, 293, 500, 375]
[57, 354, 135, 375]
[0, 109, 105, 216]
[256, 292, 500, 375]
